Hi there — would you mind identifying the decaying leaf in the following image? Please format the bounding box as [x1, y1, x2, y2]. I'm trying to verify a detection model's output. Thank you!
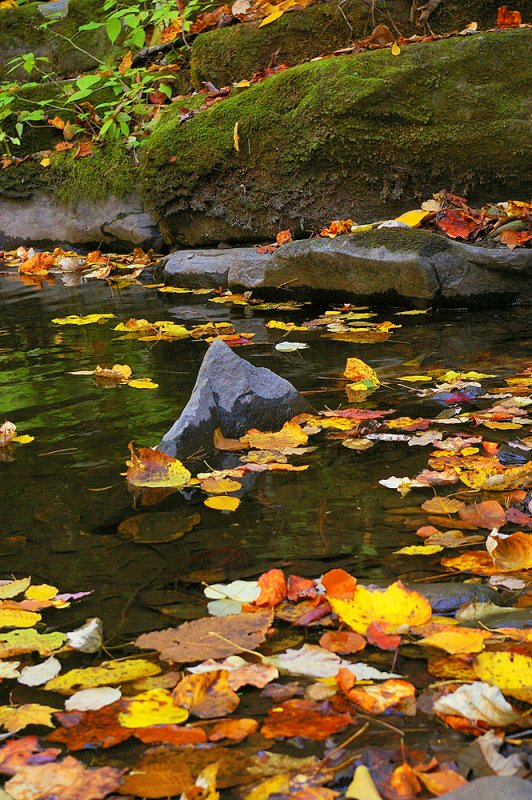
[172, 671, 240, 718]
[486, 530, 532, 571]
[44, 659, 160, 694]
[261, 698, 353, 740]
[118, 689, 189, 728]
[135, 609, 273, 663]
[4, 755, 124, 800]
[434, 681, 522, 727]
[126, 443, 191, 488]
[0, 704, 57, 732]
[473, 651, 532, 703]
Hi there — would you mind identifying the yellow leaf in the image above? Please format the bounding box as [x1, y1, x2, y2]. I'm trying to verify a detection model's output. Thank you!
[394, 544, 443, 555]
[473, 651, 532, 702]
[328, 580, 432, 636]
[265, 320, 307, 332]
[126, 444, 192, 488]
[0, 579, 31, 600]
[158, 286, 193, 293]
[200, 477, 241, 493]
[394, 210, 430, 227]
[233, 120, 240, 152]
[52, 314, 115, 325]
[127, 378, 159, 390]
[40, 157, 51, 167]
[246, 421, 308, 450]
[417, 627, 492, 654]
[25, 584, 58, 602]
[391, 41, 401, 56]
[94, 363, 132, 382]
[118, 688, 189, 728]
[0, 629, 65, 658]
[45, 659, 160, 694]
[0, 704, 56, 732]
[398, 375, 432, 382]
[11, 435, 34, 444]
[484, 421, 522, 430]
[259, 6, 285, 27]
[0, 609, 41, 629]
[204, 496, 241, 512]
[346, 765, 383, 799]
[395, 309, 430, 315]
[343, 358, 379, 387]
[421, 497, 464, 514]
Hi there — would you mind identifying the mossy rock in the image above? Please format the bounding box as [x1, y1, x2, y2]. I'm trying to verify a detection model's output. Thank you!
[189, 0, 529, 90]
[140, 28, 532, 247]
[0, 0, 109, 81]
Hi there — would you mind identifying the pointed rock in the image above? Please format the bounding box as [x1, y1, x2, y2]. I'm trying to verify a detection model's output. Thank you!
[159, 340, 312, 459]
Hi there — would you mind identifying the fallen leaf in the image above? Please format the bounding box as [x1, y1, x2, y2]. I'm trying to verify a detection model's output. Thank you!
[126, 443, 191, 488]
[47, 703, 132, 750]
[497, 6, 522, 27]
[0, 609, 41, 629]
[200, 477, 242, 493]
[421, 497, 464, 514]
[0, 736, 60, 775]
[246, 421, 308, 450]
[346, 765, 383, 800]
[19, 252, 54, 275]
[261, 698, 352, 739]
[204, 495, 241, 512]
[134, 725, 207, 745]
[328, 581, 432, 635]
[0, 630, 65, 659]
[4, 756, 124, 800]
[18, 656, 61, 687]
[459, 501, 507, 529]
[320, 569, 357, 599]
[51, 314, 115, 325]
[233, 121, 240, 152]
[319, 631, 366, 655]
[127, 377, 159, 390]
[394, 544, 443, 555]
[135, 609, 273, 663]
[172, 670, 240, 718]
[0, 423, 17, 448]
[254, 569, 287, 607]
[391, 41, 401, 56]
[0, 704, 56, 732]
[337, 670, 416, 714]
[415, 769, 466, 796]
[64, 687, 121, 712]
[486, 531, 532, 570]
[343, 358, 379, 388]
[208, 718, 258, 742]
[44, 659, 160, 694]
[473, 651, 532, 702]
[119, 688, 189, 728]
[416, 627, 492, 654]
[434, 681, 521, 726]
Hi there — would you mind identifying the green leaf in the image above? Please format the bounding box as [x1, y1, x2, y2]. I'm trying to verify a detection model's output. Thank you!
[76, 74, 101, 91]
[106, 16, 122, 43]
[130, 27, 145, 48]
[159, 83, 172, 99]
[78, 21, 104, 31]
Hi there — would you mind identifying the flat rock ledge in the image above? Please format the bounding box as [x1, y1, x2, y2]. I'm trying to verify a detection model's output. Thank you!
[159, 229, 532, 307]
[0, 194, 162, 252]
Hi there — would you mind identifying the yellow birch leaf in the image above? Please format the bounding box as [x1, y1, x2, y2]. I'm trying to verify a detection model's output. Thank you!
[25, 584, 58, 602]
[346, 765, 383, 799]
[52, 314, 115, 325]
[421, 497, 464, 514]
[204, 496, 241, 512]
[127, 378, 159, 390]
[118, 688, 189, 728]
[200, 477, 241, 493]
[40, 157, 51, 167]
[398, 375, 432, 382]
[45, 659, 160, 694]
[473, 651, 532, 702]
[246, 421, 308, 450]
[259, 7, 285, 27]
[391, 42, 400, 56]
[328, 581, 432, 636]
[0, 704, 56, 732]
[0, 609, 41, 629]
[394, 210, 430, 227]
[233, 121, 240, 152]
[394, 544, 443, 555]
[11, 435, 34, 444]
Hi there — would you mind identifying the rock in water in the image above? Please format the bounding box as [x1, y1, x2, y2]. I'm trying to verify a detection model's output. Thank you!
[440, 777, 531, 800]
[158, 340, 312, 459]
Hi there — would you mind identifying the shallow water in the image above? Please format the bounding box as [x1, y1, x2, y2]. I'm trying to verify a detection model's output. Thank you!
[1, 271, 531, 649]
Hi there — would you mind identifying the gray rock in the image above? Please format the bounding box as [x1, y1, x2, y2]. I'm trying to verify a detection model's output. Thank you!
[0, 194, 162, 252]
[440, 776, 531, 800]
[403, 583, 500, 614]
[158, 339, 313, 459]
[161, 229, 532, 307]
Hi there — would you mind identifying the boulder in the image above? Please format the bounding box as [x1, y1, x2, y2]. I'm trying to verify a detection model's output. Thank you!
[140, 29, 532, 248]
[0, 194, 162, 252]
[160, 229, 532, 307]
[440, 777, 532, 800]
[190, 0, 529, 90]
[158, 339, 313, 459]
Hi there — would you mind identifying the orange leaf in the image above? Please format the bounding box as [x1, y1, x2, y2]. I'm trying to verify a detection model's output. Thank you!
[337, 669, 416, 714]
[320, 219, 352, 238]
[415, 769, 467, 796]
[172, 670, 239, 719]
[47, 116, 65, 130]
[135, 725, 207, 745]
[208, 718, 258, 742]
[75, 141, 93, 158]
[421, 496, 464, 514]
[276, 229, 292, 246]
[261, 698, 352, 740]
[390, 764, 421, 799]
[441, 550, 504, 576]
[254, 568, 287, 607]
[458, 500, 506, 530]
[286, 575, 318, 601]
[319, 631, 366, 655]
[320, 569, 357, 599]
[497, 6, 522, 27]
[19, 252, 54, 275]
[487, 531, 532, 571]
[366, 622, 401, 651]
[435, 208, 482, 239]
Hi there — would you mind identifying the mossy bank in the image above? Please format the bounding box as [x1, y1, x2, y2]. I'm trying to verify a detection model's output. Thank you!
[140, 27, 532, 246]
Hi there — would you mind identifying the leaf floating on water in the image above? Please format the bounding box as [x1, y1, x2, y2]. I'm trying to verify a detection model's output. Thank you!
[421, 497, 464, 514]
[393, 544, 443, 555]
[65, 687, 122, 712]
[135, 609, 273, 663]
[434, 681, 522, 727]
[0, 609, 41, 629]
[0, 704, 57, 732]
[127, 378, 159, 390]
[346, 765, 383, 800]
[0, 422, 17, 448]
[0, 629, 66, 658]
[18, 656, 61, 687]
[51, 314, 115, 325]
[486, 530, 532, 571]
[473, 651, 532, 703]
[172, 670, 240, 719]
[44, 659, 161, 694]
[204, 496, 240, 512]
[126, 443, 191, 488]
[4, 756, 124, 800]
[328, 581, 432, 635]
[261, 698, 353, 740]
[118, 689, 189, 728]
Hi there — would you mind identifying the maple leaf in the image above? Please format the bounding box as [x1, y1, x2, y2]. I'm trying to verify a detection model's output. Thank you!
[328, 580, 432, 635]
[4, 756, 124, 800]
[172, 670, 240, 718]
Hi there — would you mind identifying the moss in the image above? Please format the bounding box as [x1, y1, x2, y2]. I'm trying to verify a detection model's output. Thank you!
[0, 0, 110, 80]
[48, 141, 137, 204]
[0, 160, 46, 200]
[349, 227, 452, 255]
[140, 28, 532, 246]
[189, 0, 529, 91]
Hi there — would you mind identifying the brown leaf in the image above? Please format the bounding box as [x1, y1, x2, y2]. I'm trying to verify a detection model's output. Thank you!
[134, 725, 207, 745]
[172, 670, 240, 718]
[421, 497, 464, 514]
[487, 531, 532, 571]
[208, 718, 258, 742]
[319, 631, 366, 655]
[261, 699, 353, 740]
[337, 669, 416, 714]
[254, 568, 287, 607]
[135, 608, 273, 663]
[47, 703, 132, 750]
[497, 6, 522, 27]
[0, 736, 60, 776]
